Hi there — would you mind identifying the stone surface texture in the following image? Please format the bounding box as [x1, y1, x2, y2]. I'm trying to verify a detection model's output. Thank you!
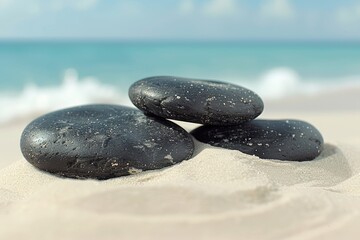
[129, 76, 264, 125]
[191, 119, 323, 161]
[20, 104, 194, 179]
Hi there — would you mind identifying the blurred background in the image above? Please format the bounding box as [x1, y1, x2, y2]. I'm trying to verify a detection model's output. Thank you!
[1, 0, 360, 124]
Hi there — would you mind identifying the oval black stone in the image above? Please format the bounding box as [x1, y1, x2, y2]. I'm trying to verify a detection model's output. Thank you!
[20, 104, 194, 179]
[129, 76, 264, 125]
[191, 120, 323, 161]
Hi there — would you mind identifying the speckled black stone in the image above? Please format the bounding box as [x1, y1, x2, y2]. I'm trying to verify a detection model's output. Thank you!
[129, 76, 264, 125]
[191, 120, 323, 161]
[20, 104, 194, 179]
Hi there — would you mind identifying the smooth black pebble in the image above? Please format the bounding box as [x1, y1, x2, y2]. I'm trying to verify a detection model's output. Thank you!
[129, 76, 264, 125]
[20, 104, 194, 179]
[191, 119, 323, 161]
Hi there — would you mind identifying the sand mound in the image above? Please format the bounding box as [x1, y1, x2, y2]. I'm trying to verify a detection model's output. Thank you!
[1, 138, 360, 239]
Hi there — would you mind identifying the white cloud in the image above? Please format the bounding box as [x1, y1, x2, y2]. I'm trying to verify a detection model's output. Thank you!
[28, 2, 41, 14]
[0, 0, 10, 9]
[260, 0, 294, 19]
[0, 0, 98, 13]
[336, 4, 360, 24]
[116, 1, 143, 16]
[203, 0, 238, 17]
[179, 0, 195, 14]
[76, 0, 98, 10]
[51, 0, 98, 11]
[0, 0, 41, 15]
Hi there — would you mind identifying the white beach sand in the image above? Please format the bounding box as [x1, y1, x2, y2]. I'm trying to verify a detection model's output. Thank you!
[0, 90, 359, 240]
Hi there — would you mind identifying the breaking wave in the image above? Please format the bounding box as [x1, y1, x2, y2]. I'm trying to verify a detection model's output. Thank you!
[0, 68, 359, 124]
[0, 69, 131, 124]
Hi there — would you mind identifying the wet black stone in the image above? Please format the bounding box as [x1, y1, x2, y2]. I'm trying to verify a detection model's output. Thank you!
[191, 120, 323, 161]
[129, 76, 264, 125]
[20, 104, 194, 179]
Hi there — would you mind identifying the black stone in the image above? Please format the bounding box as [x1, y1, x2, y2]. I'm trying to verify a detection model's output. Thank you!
[20, 104, 194, 179]
[191, 120, 323, 161]
[129, 76, 264, 125]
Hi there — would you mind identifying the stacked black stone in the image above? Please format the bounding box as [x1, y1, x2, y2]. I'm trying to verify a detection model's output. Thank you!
[129, 76, 264, 125]
[129, 76, 323, 162]
[191, 120, 323, 161]
[20, 76, 323, 180]
[20, 105, 194, 179]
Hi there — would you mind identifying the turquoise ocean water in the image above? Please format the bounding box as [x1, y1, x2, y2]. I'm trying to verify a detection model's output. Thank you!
[1, 41, 360, 123]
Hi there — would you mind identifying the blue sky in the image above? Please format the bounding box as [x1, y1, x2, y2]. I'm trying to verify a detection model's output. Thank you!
[0, 0, 360, 40]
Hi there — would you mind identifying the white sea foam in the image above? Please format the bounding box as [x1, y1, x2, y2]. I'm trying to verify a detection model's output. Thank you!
[0, 69, 131, 124]
[246, 67, 360, 100]
[0, 68, 359, 125]
[257, 68, 312, 99]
